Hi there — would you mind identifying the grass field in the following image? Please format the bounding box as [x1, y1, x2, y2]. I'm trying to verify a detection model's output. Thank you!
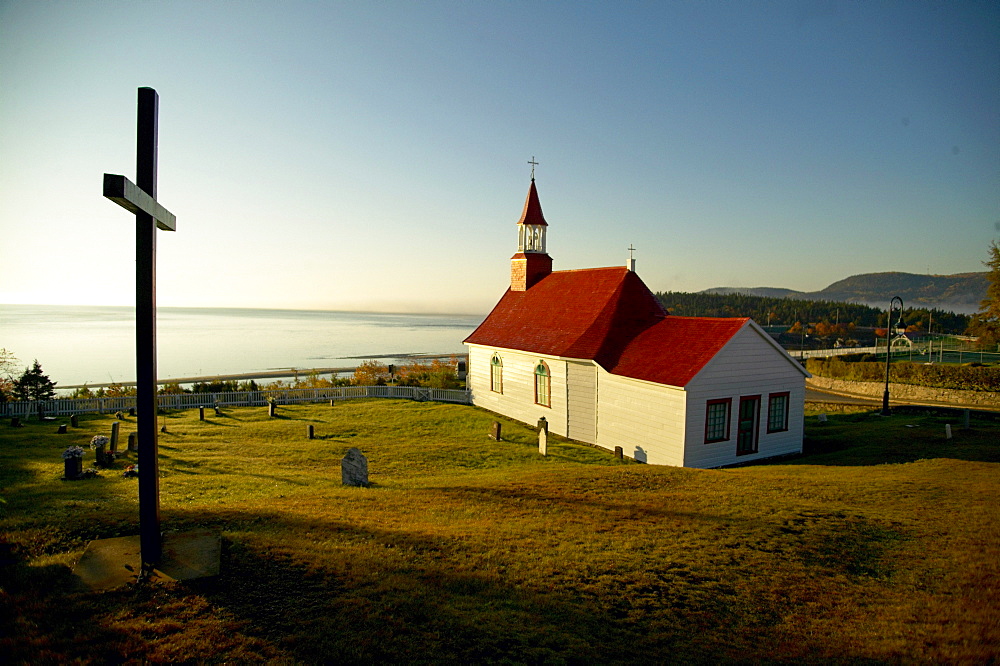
[1, 400, 998, 663]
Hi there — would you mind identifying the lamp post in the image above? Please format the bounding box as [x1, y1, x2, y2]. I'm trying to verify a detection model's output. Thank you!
[881, 296, 904, 416]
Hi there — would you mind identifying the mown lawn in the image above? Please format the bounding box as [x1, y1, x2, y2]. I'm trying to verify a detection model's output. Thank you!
[1, 400, 998, 663]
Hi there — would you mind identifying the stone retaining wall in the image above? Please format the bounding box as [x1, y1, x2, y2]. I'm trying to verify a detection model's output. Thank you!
[806, 376, 999, 408]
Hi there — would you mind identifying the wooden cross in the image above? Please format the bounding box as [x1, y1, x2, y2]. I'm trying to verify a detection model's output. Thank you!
[103, 87, 176, 565]
[528, 156, 538, 179]
[628, 244, 636, 261]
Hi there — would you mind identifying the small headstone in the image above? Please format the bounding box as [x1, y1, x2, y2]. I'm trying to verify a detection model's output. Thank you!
[341, 448, 369, 487]
[614, 446, 623, 460]
[214, 404, 222, 416]
[538, 427, 547, 456]
[945, 424, 952, 440]
[128, 407, 136, 417]
[199, 406, 206, 421]
[268, 401, 277, 418]
[817, 413, 828, 423]
[128, 432, 137, 452]
[95, 445, 107, 467]
[489, 421, 502, 441]
[57, 424, 68, 434]
[64, 456, 83, 481]
[330, 399, 336, 407]
[110, 421, 120, 452]
[70, 414, 80, 428]
[307, 424, 315, 440]
[963, 409, 970, 430]
[10, 417, 21, 428]
[115, 411, 124, 420]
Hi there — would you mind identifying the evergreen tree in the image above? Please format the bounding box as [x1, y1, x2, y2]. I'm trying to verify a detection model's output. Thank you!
[968, 240, 1000, 348]
[13, 360, 57, 401]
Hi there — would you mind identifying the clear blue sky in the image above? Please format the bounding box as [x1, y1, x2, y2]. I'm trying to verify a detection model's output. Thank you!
[1, 1, 997, 314]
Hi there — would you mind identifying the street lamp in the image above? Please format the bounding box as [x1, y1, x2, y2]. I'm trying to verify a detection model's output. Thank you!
[881, 296, 904, 416]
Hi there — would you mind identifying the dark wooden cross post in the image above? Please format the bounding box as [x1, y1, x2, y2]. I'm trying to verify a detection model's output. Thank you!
[103, 87, 176, 565]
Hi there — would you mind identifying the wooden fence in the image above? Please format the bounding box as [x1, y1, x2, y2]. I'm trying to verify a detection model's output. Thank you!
[1, 386, 472, 419]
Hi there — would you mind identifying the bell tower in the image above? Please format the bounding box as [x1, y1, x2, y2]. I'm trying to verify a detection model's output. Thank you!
[510, 174, 552, 291]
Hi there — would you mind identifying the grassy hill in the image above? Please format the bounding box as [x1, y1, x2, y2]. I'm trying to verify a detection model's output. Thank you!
[704, 271, 988, 314]
[2, 400, 998, 662]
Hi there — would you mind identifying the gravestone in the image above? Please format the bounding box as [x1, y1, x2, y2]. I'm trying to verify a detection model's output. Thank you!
[963, 409, 970, 430]
[614, 446, 623, 460]
[71, 414, 79, 428]
[214, 404, 222, 417]
[537, 416, 548, 456]
[268, 401, 277, 418]
[110, 421, 120, 452]
[945, 424, 953, 440]
[490, 421, 502, 441]
[10, 417, 21, 428]
[307, 424, 315, 440]
[199, 406, 205, 421]
[57, 424, 68, 434]
[817, 413, 828, 423]
[128, 432, 138, 452]
[341, 448, 369, 487]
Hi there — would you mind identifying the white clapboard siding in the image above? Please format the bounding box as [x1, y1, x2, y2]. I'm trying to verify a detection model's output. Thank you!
[565, 360, 597, 443]
[683, 326, 807, 469]
[595, 369, 687, 466]
[467, 345, 569, 436]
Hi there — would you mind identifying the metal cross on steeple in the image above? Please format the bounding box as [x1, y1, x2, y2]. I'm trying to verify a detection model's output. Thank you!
[528, 156, 538, 180]
[628, 244, 637, 272]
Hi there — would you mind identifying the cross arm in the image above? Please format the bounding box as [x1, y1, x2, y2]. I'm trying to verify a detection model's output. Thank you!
[103, 173, 176, 231]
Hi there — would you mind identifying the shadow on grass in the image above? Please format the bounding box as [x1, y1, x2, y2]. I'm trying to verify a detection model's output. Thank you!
[786, 406, 1000, 467]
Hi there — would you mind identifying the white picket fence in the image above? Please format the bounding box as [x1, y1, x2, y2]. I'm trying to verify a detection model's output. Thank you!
[1, 385, 472, 419]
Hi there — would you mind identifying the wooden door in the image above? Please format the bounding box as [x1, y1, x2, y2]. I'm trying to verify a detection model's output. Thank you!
[737, 396, 760, 455]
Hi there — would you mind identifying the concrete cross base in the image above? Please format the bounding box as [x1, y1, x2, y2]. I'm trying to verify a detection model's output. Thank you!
[73, 529, 221, 591]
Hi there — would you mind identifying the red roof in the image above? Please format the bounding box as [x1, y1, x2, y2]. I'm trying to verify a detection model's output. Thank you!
[465, 266, 752, 387]
[517, 179, 548, 227]
[604, 316, 749, 387]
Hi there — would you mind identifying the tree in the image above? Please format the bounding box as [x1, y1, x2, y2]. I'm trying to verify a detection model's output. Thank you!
[967, 240, 1000, 349]
[0, 348, 18, 402]
[13, 360, 57, 401]
[353, 360, 391, 385]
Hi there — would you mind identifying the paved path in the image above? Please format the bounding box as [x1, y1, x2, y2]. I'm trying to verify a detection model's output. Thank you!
[807, 387, 999, 413]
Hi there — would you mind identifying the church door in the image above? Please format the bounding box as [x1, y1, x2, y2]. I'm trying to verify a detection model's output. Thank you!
[736, 396, 760, 455]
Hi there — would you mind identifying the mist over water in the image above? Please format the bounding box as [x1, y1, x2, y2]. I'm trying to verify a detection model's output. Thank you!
[1, 305, 484, 388]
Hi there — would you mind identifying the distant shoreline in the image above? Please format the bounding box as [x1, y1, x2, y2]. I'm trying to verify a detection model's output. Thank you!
[58, 352, 467, 390]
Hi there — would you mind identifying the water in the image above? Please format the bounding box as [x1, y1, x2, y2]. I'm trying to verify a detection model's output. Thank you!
[1, 304, 484, 389]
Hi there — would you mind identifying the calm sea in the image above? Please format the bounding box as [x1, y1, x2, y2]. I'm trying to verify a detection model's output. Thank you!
[0, 305, 484, 389]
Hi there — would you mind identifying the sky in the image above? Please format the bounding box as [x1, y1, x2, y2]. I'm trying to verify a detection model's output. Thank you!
[1, 1, 998, 315]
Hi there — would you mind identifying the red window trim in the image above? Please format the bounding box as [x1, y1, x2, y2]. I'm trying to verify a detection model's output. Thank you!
[704, 398, 732, 444]
[766, 391, 790, 433]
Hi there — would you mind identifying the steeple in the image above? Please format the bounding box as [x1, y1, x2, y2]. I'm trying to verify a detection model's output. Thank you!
[511, 176, 552, 291]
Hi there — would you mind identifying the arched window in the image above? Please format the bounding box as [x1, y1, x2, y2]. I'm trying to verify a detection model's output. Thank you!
[534, 360, 550, 407]
[490, 354, 503, 394]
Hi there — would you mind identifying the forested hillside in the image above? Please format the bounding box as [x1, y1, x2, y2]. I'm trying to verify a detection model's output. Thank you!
[702, 271, 986, 314]
[655, 291, 970, 334]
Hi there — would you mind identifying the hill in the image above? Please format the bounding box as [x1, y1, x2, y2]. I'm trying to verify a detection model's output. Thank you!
[1, 400, 998, 662]
[704, 271, 987, 314]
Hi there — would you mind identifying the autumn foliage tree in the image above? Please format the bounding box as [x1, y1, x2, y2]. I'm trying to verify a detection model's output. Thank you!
[967, 240, 1000, 349]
